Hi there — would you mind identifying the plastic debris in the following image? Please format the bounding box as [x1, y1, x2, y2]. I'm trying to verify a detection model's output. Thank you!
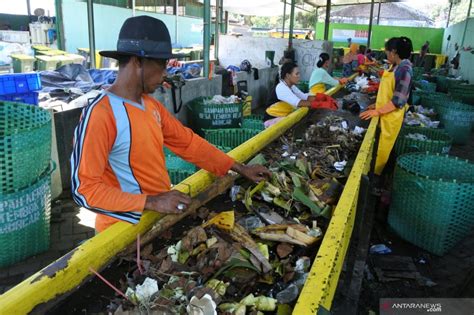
[238, 216, 265, 231]
[205, 95, 240, 105]
[353, 126, 366, 135]
[295, 257, 311, 274]
[370, 244, 392, 254]
[334, 161, 347, 172]
[405, 133, 429, 141]
[230, 185, 243, 202]
[167, 240, 182, 262]
[276, 284, 299, 304]
[404, 112, 440, 128]
[187, 294, 217, 315]
[126, 277, 159, 305]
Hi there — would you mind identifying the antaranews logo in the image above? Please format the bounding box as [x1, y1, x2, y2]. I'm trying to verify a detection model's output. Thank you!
[381, 298, 474, 315]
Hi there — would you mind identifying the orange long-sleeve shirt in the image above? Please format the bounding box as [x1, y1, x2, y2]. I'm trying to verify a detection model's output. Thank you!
[71, 91, 235, 232]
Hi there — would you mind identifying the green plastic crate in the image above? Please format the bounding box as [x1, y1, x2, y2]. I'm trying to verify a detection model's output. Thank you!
[0, 171, 52, 267]
[168, 169, 196, 185]
[412, 67, 425, 81]
[449, 84, 474, 105]
[204, 128, 260, 149]
[419, 92, 452, 110]
[242, 118, 265, 131]
[215, 145, 232, 153]
[394, 126, 452, 156]
[245, 114, 264, 121]
[187, 97, 243, 135]
[436, 101, 474, 145]
[165, 155, 196, 172]
[0, 101, 52, 193]
[435, 75, 449, 93]
[414, 80, 436, 92]
[388, 153, 474, 256]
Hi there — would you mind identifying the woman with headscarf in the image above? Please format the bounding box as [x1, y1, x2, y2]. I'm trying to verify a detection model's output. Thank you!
[309, 53, 348, 94]
[342, 43, 359, 77]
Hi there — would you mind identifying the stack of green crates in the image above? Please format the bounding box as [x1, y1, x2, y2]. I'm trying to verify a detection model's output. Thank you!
[0, 101, 52, 267]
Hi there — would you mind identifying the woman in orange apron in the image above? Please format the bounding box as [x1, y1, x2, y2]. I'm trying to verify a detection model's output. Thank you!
[360, 37, 414, 179]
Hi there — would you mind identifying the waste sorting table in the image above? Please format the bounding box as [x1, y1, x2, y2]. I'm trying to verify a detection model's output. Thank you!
[0, 74, 379, 314]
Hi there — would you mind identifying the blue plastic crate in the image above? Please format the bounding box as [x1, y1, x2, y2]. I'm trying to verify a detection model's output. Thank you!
[0, 92, 39, 105]
[0, 73, 42, 95]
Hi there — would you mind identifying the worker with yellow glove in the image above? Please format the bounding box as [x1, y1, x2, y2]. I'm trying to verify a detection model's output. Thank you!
[265, 61, 338, 119]
[360, 37, 413, 180]
[309, 53, 348, 95]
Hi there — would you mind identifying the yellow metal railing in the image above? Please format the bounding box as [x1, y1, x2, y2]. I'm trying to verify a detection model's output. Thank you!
[0, 74, 369, 314]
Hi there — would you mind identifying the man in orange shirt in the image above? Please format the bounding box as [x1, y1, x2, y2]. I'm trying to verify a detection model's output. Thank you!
[71, 16, 270, 232]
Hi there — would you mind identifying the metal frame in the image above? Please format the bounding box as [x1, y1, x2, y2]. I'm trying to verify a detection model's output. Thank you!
[367, 0, 375, 48]
[203, 0, 210, 77]
[86, 0, 96, 69]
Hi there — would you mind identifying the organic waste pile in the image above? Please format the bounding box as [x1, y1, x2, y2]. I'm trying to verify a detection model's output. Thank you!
[91, 115, 366, 315]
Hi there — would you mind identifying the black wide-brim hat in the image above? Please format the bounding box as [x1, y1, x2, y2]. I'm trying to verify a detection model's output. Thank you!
[100, 16, 182, 60]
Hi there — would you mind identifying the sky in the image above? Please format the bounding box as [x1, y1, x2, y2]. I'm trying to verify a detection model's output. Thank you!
[0, 0, 56, 16]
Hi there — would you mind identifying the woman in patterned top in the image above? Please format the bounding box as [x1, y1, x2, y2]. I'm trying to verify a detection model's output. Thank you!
[360, 37, 413, 178]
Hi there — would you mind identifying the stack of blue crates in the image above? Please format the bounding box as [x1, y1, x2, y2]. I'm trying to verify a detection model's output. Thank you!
[0, 73, 42, 106]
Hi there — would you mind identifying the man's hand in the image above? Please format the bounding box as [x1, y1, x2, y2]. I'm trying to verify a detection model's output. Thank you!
[359, 109, 380, 120]
[145, 191, 191, 213]
[231, 163, 272, 183]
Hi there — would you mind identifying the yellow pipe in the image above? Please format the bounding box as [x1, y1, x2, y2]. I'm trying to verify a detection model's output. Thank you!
[294, 117, 379, 314]
[0, 75, 356, 314]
